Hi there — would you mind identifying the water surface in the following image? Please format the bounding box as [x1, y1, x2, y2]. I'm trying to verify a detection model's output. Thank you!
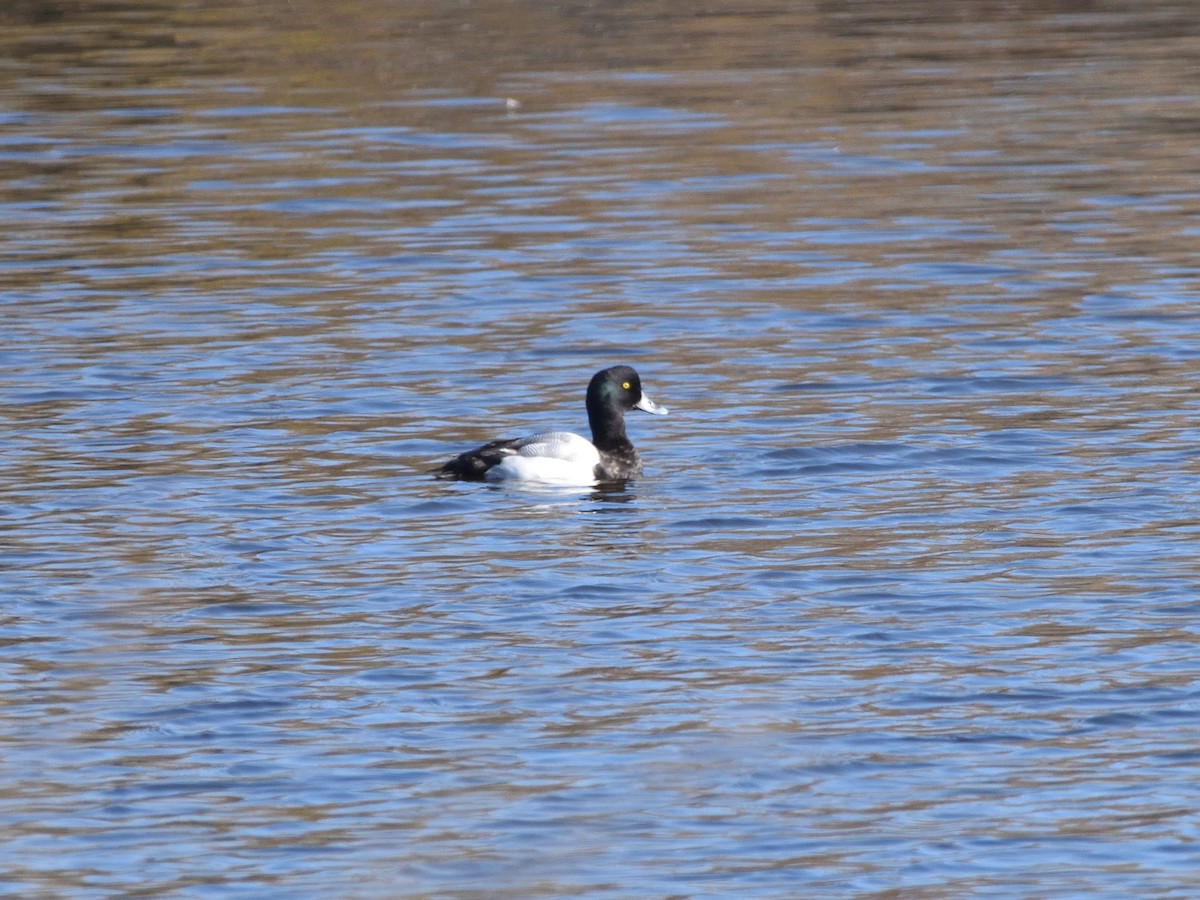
[3, 0, 1200, 895]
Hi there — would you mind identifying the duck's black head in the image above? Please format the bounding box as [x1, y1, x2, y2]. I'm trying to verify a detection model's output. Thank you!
[585, 365, 667, 451]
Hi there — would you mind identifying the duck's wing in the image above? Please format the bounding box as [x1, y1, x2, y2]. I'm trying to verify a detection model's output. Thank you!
[513, 432, 600, 464]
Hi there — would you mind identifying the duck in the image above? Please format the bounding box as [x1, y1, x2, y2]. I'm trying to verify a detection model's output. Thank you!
[436, 365, 668, 485]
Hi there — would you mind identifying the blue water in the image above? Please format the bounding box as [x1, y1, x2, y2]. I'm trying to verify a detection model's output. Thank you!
[3, 1, 1200, 896]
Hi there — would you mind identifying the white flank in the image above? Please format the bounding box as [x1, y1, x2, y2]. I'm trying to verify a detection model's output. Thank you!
[484, 431, 600, 485]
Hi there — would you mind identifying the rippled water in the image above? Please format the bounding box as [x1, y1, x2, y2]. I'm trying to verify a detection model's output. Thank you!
[4, 0, 1200, 895]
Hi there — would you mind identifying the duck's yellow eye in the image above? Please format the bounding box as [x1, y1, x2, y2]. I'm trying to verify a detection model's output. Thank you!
[622, 381, 631, 390]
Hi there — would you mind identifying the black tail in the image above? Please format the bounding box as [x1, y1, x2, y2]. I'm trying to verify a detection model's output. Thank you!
[435, 438, 518, 481]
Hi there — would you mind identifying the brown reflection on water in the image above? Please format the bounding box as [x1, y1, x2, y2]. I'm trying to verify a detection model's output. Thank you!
[6, 0, 1200, 294]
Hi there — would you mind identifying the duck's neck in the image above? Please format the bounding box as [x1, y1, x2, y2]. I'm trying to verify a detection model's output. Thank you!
[588, 404, 630, 452]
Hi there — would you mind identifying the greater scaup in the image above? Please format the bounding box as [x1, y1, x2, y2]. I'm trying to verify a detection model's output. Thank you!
[436, 365, 668, 485]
